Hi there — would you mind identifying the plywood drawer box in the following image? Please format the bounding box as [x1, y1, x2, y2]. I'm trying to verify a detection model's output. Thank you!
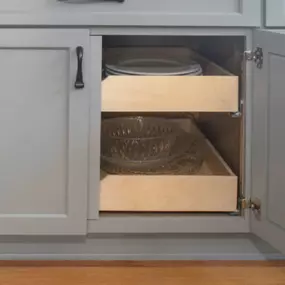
[100, 119, 238, 212]
[102, 48, 239, 113]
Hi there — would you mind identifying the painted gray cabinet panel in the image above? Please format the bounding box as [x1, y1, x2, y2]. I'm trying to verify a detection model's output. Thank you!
[0, 29, 90, 235]
[266, 0, 285, 27]
[0, 0, 261, 27]
[0, 234, 281, 260]
[88, 36, 102, 220]
[251, 29, 285, 254]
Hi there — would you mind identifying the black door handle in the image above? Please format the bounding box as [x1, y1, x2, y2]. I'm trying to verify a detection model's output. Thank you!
[75, 46, 84, 89]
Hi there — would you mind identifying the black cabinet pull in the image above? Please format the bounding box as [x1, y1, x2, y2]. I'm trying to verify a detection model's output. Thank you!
[106, 0, 125, 2]
[75, 46, 84, 89]
[59, 0, 125, 3]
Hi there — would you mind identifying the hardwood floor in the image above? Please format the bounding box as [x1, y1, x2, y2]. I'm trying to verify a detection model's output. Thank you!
[0, 261, 285, 285]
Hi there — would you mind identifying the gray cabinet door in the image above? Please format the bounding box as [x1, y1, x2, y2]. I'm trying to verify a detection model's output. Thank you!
[251, 29, 285, 254]
[266, 0, 285, 27]
[0, 29, 90, 235]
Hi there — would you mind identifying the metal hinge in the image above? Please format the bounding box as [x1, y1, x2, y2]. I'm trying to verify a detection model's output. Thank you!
[239, 197, 261, 211]
[244, 47, 263, 69]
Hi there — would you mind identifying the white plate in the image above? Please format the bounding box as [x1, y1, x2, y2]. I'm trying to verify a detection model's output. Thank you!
[105, 69, 203, 76]
[105, 58, 203, 76]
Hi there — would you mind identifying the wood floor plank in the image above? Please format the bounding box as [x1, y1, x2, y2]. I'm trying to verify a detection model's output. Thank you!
[0, 261, 284, 285]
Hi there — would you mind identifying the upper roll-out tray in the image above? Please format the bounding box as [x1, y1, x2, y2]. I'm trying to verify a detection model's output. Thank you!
[102, 48, 239, 113]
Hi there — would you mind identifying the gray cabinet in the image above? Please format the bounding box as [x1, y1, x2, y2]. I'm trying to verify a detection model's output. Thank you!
[0, 26, 284, 260]
[0, 29, 90, 235]
[266, 0, 285, 27]
[0, 0, 261, 27]
[251, 29, 285, 254]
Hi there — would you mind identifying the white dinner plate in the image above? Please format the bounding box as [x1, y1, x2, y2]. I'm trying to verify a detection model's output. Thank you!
[105, 58, 203, 76]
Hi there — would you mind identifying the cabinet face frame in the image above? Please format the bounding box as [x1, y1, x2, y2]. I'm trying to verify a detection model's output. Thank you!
[88, 29, 251, 234]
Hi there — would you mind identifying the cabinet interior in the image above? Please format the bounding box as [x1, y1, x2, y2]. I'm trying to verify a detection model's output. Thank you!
[100, 35, 245, 215]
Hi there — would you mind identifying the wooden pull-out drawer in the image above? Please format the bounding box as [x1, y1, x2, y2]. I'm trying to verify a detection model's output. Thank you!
[100, 119, 238, 212]
[102, 76, 238, 112]
[102, 48, 239, 113]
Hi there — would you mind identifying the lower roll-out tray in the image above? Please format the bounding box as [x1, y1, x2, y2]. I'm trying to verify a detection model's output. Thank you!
[100, 118, 238, 212]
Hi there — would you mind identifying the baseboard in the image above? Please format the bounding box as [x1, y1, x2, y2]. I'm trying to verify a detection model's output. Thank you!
[0, 234, 283, 261]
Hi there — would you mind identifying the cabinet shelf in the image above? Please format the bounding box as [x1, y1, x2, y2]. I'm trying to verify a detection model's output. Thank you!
[101, 48, 239, 113]
[100, 119, 238, 212]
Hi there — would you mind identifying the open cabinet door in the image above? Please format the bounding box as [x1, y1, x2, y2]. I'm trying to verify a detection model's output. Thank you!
[251, 29, 285, 254]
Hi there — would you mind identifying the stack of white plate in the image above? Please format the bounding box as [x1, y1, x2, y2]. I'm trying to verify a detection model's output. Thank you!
[105, 57, 203, 76]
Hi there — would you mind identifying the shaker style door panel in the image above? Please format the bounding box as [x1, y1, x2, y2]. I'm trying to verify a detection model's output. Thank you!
[251, 29, 285, 254]
[0, 0, 261, 27]
[0, 29, 90, 235]
[266, 0, 285, 27]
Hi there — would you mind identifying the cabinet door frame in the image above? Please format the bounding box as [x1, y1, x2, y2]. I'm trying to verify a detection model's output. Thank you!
[266, 0, 285, 27]
[0, 29, 90, 235]
[251, 29, 285, 254]
[88, 29, 252, 234]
